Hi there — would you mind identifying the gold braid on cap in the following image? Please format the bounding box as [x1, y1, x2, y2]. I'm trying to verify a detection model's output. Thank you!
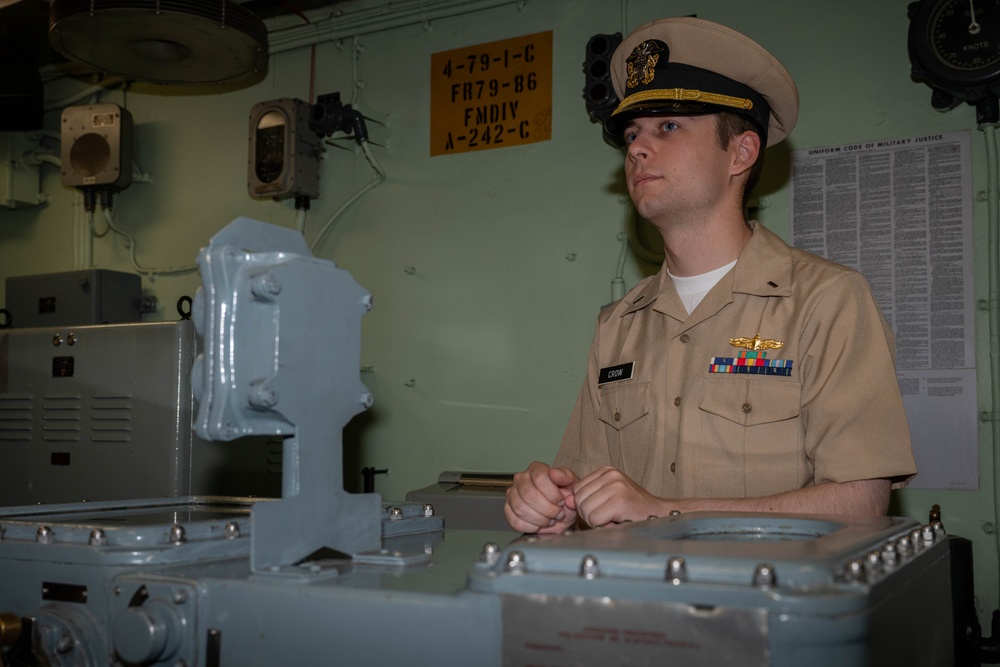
[614, 88, 754, 115]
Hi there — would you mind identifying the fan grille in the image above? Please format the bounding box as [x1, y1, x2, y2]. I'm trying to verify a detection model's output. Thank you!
[49, 0, 269, 84]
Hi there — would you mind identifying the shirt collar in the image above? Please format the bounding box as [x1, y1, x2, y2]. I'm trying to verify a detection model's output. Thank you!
[620, 221, 793, 317]
[732, 222, 793, 298]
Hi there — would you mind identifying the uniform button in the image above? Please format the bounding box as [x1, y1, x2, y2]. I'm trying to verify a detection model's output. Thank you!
[670, 462, 676, 474]
[742, 403, 752, 414]
[614, 411, 621, 422]
[679, 334, 690, 343]
[673, 396, 681, 407]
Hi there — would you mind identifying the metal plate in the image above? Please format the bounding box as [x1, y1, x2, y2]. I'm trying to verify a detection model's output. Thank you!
[502, 593, 768, 666]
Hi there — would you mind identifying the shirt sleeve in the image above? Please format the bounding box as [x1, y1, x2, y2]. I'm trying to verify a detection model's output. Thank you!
[553, 321, 612, 476]
[799, 272, 916, 488]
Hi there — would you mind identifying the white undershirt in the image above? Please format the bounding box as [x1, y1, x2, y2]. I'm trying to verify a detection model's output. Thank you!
[669, 259, 737, 314]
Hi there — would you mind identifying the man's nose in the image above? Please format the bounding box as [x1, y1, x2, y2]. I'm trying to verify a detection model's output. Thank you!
[626, 135, 649, 160]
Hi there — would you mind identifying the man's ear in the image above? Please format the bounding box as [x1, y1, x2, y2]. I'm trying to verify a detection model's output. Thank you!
[732, 130, 761, 176]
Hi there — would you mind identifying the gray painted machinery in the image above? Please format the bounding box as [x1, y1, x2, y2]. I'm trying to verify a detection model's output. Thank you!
[0, 219, 953, 666]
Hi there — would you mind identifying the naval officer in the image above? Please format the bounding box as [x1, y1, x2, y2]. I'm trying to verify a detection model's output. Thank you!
[505, 16, 916, 533]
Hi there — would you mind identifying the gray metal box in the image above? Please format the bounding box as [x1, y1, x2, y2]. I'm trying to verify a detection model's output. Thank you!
[406, 470, 512, 530]
[0, 507, 952, 666]
[0, 320, 281, 505]
[5, 269, 142, 328]
[0, 131, 44, 209]
[469, 513, 954, 666]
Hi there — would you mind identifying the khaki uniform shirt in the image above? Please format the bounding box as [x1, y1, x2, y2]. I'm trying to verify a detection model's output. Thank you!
[554, 223, 916, 499]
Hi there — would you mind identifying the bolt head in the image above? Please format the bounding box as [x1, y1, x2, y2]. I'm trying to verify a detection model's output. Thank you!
[479, 542, 500, 565]
[752, 562, 777, 588]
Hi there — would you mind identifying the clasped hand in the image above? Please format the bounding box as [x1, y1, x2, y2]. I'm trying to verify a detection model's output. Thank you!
[504, 462, 664, 533]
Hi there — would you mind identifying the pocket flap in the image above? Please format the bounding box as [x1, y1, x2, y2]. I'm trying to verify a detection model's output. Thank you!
[598, 382, 650, 431]
[699, 378, 801, 426]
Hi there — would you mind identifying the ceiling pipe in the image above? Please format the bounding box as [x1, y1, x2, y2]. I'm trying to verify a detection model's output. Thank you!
[267, 0, 526, 54]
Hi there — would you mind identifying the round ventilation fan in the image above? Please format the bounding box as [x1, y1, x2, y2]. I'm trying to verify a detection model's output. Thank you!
[49, 0, 269, 85]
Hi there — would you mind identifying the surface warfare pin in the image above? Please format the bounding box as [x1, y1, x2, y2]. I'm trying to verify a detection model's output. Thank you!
[710, 333, 792, 377]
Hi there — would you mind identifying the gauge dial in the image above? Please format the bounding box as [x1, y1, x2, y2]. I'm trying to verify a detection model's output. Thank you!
[930, 0, 1000, 70]
[909, 0, 1000, 103]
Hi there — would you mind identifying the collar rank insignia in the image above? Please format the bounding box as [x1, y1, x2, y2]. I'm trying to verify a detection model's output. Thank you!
[626, 40, 663, 89]
[709, 334, 792, 377]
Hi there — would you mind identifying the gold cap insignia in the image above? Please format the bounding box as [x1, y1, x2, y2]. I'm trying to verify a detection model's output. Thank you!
[626, 40, 663, 89]
[730, 333, 784, 351]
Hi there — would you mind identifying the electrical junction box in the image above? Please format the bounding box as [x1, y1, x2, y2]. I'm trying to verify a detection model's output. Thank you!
[0, 131, 44, 209]
[5, 269, 141, 328]
[0, 320, 282, 505]
[247, 98, 322, 200]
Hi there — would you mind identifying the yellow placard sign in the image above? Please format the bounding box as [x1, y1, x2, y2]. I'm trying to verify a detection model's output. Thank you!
[430, 31, 552, 156]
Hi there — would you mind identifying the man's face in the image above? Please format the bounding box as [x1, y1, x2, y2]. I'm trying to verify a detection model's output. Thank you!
[622, 114, 734, 225]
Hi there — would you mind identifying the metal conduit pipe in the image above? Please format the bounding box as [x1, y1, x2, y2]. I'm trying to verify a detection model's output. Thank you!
[983, 121, 1000, 578]
[268, 0, 526, 53]
[43, 77, 123, 112]
[26, 152, 60, 168]
[971, 119, 1000, 665]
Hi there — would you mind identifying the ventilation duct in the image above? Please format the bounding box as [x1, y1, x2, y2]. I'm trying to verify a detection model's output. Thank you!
[48, 0, 268, 85]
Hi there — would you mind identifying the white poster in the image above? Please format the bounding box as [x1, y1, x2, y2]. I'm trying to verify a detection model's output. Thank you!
[790, 131, 977, 489]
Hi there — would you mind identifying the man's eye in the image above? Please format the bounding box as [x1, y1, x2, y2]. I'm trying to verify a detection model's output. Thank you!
[624, 131, 637, 144]
[660, 121, 678, 132]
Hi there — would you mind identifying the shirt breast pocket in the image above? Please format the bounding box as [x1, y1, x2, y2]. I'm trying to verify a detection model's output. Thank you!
[697, 378, 805, 497]
[597, 381, 652, 483]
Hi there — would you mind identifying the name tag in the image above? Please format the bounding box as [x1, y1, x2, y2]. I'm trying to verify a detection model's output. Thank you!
[598, 361, 634, 385]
